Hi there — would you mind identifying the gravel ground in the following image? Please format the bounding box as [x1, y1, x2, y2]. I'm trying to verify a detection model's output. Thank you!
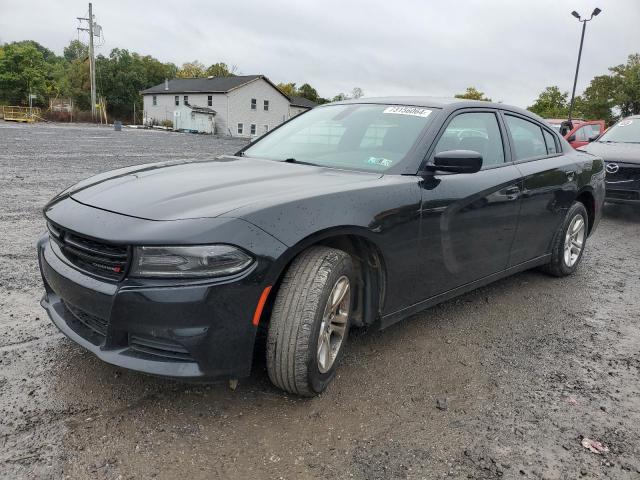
[0, 121, 639, 479]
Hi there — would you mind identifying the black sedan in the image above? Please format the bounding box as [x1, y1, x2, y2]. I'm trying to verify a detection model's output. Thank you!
[38, 98, 605, 396]
[578, 115, 640, 205]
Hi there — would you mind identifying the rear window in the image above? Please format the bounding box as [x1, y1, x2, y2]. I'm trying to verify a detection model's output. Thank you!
[243, 104, 436, 172]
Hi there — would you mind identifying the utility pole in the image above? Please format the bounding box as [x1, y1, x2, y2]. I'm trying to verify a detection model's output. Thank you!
[78, 3, 99, 121]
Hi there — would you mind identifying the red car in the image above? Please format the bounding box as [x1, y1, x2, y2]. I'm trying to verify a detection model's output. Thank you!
[546, 119, 606, 149]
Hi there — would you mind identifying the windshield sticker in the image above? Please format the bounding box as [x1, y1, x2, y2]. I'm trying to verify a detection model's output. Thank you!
[383, 106, 432, 118]
[618, 119, 633, 127]
[367, 157, 393, 167]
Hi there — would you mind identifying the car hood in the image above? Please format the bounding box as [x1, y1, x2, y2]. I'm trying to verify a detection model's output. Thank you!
[579, 141, 640, 164]
[66, 157, 381, 221]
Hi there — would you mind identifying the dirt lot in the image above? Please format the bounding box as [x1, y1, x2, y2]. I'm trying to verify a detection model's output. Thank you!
[1, 121, 639, 480]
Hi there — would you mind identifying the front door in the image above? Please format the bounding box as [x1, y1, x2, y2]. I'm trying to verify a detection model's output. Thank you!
[418, 110, 522, 299]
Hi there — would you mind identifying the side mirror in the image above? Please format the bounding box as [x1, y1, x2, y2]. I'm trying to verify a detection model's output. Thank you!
[567, 135, 576, 142]
[428, 150, 483, 174]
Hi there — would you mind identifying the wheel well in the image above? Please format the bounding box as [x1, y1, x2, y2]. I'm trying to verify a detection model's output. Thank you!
[576, 190, 595, 234]
[315, 235, 386, 327]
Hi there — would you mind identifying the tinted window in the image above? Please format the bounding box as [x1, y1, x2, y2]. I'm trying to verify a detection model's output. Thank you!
[434, 112, 504, 167]
[243, 104, 434, 173]
[543, 130, 558, 154]
[505, 115, 547, 160]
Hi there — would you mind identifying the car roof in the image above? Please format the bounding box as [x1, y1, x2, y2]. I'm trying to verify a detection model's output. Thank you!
[327, 96, 543, 122]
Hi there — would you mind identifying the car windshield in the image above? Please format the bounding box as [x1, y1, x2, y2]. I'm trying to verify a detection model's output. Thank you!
[598, 118, 640, 143]
[242, 104, 436, 172]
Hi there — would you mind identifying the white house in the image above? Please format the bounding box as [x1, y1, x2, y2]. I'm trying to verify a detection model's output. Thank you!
[141, 75, 316, 137]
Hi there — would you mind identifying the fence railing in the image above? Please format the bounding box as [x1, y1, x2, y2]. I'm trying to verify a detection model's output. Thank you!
[1, 106, 42, 122]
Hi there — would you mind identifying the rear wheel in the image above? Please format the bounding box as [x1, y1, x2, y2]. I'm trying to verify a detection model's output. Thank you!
[543, 201, 588, 277]
[266, 246, 353, 396]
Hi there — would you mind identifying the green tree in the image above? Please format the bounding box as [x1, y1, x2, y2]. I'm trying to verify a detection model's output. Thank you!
[351, 87, 364, 99]
[454, 86, 491, 101]
[577, 75, 617, 123]
[0, 41, 49, 105]
[176, 60, 206, 78]
[63, 40, 88, 62]
[298, 83, 319, 102]
[527, 86, 569, 118]
[609, 54, 640, 117]
[205, 62, 236, 77]
[277, 82, 297, 97]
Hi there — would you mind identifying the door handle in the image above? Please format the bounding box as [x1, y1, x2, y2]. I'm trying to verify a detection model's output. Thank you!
[504, 186, 520, 195]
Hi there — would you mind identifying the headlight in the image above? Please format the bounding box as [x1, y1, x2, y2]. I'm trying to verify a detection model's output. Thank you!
[130, 245, 253, 278]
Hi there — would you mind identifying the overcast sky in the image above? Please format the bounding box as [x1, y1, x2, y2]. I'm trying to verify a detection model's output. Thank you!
[1, 0, 638, 107]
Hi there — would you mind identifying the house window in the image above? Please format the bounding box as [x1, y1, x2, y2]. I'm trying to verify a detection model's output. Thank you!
[183, 95, 189, 105]
[237, 123, 244, 135]
[264, 100, 269, 111]
[152, 95, 157, 106]
[250, 124, 256, 135]
[208, 95, 212, 107]
[264, 124, 269, 133]
[251, 98, 257, 110]
[175, 96, 179, 106]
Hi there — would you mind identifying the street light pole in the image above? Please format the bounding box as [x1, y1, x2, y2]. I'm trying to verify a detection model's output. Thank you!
[567, 8, 601, 125]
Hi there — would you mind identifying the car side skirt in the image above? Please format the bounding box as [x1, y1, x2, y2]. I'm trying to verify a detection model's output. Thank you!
[378, 254, 552, 330]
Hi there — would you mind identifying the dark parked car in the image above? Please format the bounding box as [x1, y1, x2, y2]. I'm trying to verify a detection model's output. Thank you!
[38, 98, 605, 396]
[578, 115, 640, 205]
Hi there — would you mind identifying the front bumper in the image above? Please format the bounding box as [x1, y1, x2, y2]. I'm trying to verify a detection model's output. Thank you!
[38, 234, 268, 380]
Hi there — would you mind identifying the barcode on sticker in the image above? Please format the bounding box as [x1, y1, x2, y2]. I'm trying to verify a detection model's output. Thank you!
[383, 106, 432, 118]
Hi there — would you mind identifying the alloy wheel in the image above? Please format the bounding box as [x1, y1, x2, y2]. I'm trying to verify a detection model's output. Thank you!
[317, 275, 350, 373]
[564, 214, 586, 267]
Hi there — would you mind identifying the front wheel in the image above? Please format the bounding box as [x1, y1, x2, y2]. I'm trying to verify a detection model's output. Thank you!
[266, 246, 354, 396]
[543, 201, 588, 277]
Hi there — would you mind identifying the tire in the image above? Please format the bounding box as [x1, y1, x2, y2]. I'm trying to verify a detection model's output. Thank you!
[267, 246, 354, 396]
[542, 201, 589, 277]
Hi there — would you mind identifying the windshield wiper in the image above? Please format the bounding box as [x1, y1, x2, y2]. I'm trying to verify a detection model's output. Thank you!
[283, 158, 320, 167]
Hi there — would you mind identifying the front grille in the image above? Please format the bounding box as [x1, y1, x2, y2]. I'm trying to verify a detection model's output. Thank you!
[48, 222, 130, 280]
[605, 163, 640, 182]
[128, 334, 195, 362]
[606, 189, 640, 201]
[64, 301, 109, 339]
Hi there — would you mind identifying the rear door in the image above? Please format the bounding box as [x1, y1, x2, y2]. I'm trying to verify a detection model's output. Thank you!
[504, 113, 578, 266]
[417, 109, 523, 298]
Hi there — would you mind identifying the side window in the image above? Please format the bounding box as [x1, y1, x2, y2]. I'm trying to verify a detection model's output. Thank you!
[586, 124, 601, 139]
[433, 112, 505, 167]
[251, 98, 257, 110]
[574, 126, 588, 142]
[152, 95, 157, 106]
[543, 130, 558, 154]
[237, 123, 243, 135]
[504, 115, 548, 160]
[207, 95, 213, 107]
[264, 100, 269, 111]
[250, 124, 256, 135]
[174, 96, 179, 106]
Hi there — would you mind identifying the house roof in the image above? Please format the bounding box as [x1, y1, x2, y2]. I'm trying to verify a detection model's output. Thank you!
[141, 75, 291, 102]
[288, 95, 318, 109]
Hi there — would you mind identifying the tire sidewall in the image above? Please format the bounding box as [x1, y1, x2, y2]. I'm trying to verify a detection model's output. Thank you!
[558, 203, 588, 275]
[306, 257, 354, 394]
